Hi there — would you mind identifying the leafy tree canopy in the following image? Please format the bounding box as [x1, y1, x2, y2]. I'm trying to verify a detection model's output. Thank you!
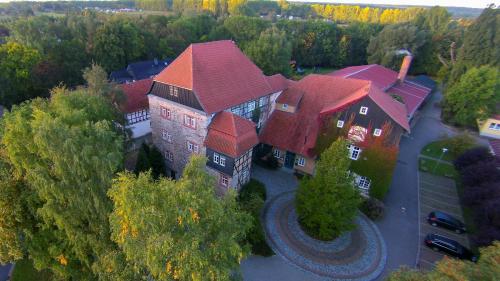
[296, 138, 360, 240]
[0, 42, 41, 107]
[443, 66, 499, 127]
[244, 26, 292, 76]
[388, 241, 500, 281]
[108, 156, 252, 280]
[0, 86, 129, 280]
[367, 23, 431, 71]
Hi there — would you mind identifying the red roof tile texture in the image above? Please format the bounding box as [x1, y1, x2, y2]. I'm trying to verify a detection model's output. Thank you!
[329, 64, 432, 119]
[154, 40, 275, 114]
[260, 74, 409, 157]
[266, 74, 293, 93]
[329, 64, 398, 90]
[120, 78, 153, 113]
[205, 111, 259, 158]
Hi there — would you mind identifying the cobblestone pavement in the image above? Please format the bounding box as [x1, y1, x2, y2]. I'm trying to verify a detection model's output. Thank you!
[263, 191, 387, 281]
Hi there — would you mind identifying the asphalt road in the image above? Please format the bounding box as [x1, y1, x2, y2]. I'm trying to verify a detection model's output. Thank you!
[0, 264, 11, 281]
[374, 89, 457, 280]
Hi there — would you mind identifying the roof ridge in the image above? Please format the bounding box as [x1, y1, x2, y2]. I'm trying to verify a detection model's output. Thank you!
[343, 64, 376, 78]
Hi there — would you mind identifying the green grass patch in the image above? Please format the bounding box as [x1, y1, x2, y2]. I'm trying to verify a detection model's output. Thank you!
[11, 258, 52, 281]
[419, 158, 457, 178]
[421, 140, 455, 162]
[291, 66, 337, 80]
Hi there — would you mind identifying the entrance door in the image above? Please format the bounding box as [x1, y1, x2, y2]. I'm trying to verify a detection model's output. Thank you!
[284, 151, 295, 169]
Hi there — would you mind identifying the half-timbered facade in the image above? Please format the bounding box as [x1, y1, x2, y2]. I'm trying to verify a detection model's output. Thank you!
[120, 78, 153, 141]
[148, 40, 288, 190]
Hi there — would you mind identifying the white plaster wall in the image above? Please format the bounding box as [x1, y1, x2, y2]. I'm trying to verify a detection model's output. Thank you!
[126, 119, 152, 139]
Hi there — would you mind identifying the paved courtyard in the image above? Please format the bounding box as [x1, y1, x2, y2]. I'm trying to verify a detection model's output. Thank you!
[417, 171, 470, 270]
[242, 166, 386, 281]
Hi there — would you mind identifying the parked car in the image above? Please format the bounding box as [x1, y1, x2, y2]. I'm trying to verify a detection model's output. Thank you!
[428, 211, 466, 234]
[424, 233, 477, 262]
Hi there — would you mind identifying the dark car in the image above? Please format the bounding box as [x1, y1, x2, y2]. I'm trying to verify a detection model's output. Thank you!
[428, 211, 466, 234]
[424, 233, 477, 262]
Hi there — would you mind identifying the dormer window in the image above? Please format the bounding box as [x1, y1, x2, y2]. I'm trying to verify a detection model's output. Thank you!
[169, 86, 178, 97]
[337, 120, 344, 128]
[373, 128, 382, 136]
[359, 107, 368, 115]
[282, 104, 288, 109]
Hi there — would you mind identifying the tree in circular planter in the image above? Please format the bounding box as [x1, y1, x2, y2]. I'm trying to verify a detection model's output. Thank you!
[296, 138, 361, 241]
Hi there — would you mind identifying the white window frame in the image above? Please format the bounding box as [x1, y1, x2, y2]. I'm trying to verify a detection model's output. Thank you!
[161, 107, 171, 119]
[296, 156, 306, 167]
[162, 129, 172, 142]
[348, 144, 361, 160]
[282, 104, 288, 109]
[359, 106, 368, 115]
[373, 128, 382, 136]
[219, 156, 226, 167]
[186, 141, 199, 153]
[248, 101, 256, 111]
[273, 149, 281, 159]
[184, 115, 196, 129]
[220, 174, 228, 187]
[213, 153, 220, 164]
[490, 122, 500, 130]
[165, 151, 173, 162]
[337, 120, 344, 128]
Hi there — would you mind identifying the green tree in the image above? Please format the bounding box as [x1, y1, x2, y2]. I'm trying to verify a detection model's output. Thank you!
[388, 241, 500, 281]
[443, 66, 499, 127]
[223, 16, 270, 46]
[0, 87, 132, 280]
[0, 42, 41, 107]
[449, 7, 500, 83]
[93, 19, 145, 71]
[296, 138, 360, 240]
[367, 23, 430, 70]
[108, 156, 252, 280]
[244, 26, 292, 76]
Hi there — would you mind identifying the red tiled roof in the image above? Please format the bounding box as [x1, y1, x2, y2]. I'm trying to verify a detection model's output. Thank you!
[260, 74, 409, 157]
[120, 78, 153, 113]
[266, 74, 292, 93]
[489, 139, 500, 156]
[205, 111, 259, 158]
[276, 87, 304, 107]
[329, 64, 398, 90]
[154, 40, 274, 114]
[387, 80, 432, 118]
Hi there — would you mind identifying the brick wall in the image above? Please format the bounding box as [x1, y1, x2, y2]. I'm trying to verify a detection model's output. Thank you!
[149, 95, 210, 178]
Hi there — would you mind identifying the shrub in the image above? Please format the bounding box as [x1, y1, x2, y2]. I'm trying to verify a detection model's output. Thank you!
[360, 197, 385, 220]
[134, 143, 167, 179]
[442, 133, 475, 159]
[460, 161, 500, 187]
[454, 146, 495, 171]
[238, 180, 273, 256]
[463, 181, 500, 207]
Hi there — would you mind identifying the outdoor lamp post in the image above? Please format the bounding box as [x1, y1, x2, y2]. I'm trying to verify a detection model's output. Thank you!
[433, 147, 448, 173]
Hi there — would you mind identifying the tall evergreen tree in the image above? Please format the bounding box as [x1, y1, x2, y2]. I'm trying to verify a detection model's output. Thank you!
[296, 138, 360, 240]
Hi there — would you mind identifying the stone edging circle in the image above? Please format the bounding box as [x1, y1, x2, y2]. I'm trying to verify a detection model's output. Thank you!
[263, 191, 387, 281]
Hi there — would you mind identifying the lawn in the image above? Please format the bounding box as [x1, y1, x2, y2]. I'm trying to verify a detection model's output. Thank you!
[291, 66, 337, 80]
[420, 140, 455, 162]
[11, 258, 52, 281]
[418, 158, 457, 178]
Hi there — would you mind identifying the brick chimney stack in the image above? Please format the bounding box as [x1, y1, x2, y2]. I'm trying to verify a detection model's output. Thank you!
[398, 55, 413, 83]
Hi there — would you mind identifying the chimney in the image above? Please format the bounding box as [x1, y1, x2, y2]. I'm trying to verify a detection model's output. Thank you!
[398, 55, 413, 83]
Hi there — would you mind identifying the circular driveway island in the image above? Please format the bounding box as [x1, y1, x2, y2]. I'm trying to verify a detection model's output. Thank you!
[263, 191, 387, 281]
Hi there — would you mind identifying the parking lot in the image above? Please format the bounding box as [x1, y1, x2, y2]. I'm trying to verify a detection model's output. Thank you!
[418, 172, 470, 270]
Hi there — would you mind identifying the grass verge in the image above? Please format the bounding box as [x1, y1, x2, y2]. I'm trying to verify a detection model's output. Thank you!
[11, 258, 52, 281]
[420, 140, 454, 162]
[418, 158, 457, 178]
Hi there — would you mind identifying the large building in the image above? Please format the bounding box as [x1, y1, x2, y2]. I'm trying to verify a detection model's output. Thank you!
[147, 40, 288, 190]
[146, 40, 432, 194]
